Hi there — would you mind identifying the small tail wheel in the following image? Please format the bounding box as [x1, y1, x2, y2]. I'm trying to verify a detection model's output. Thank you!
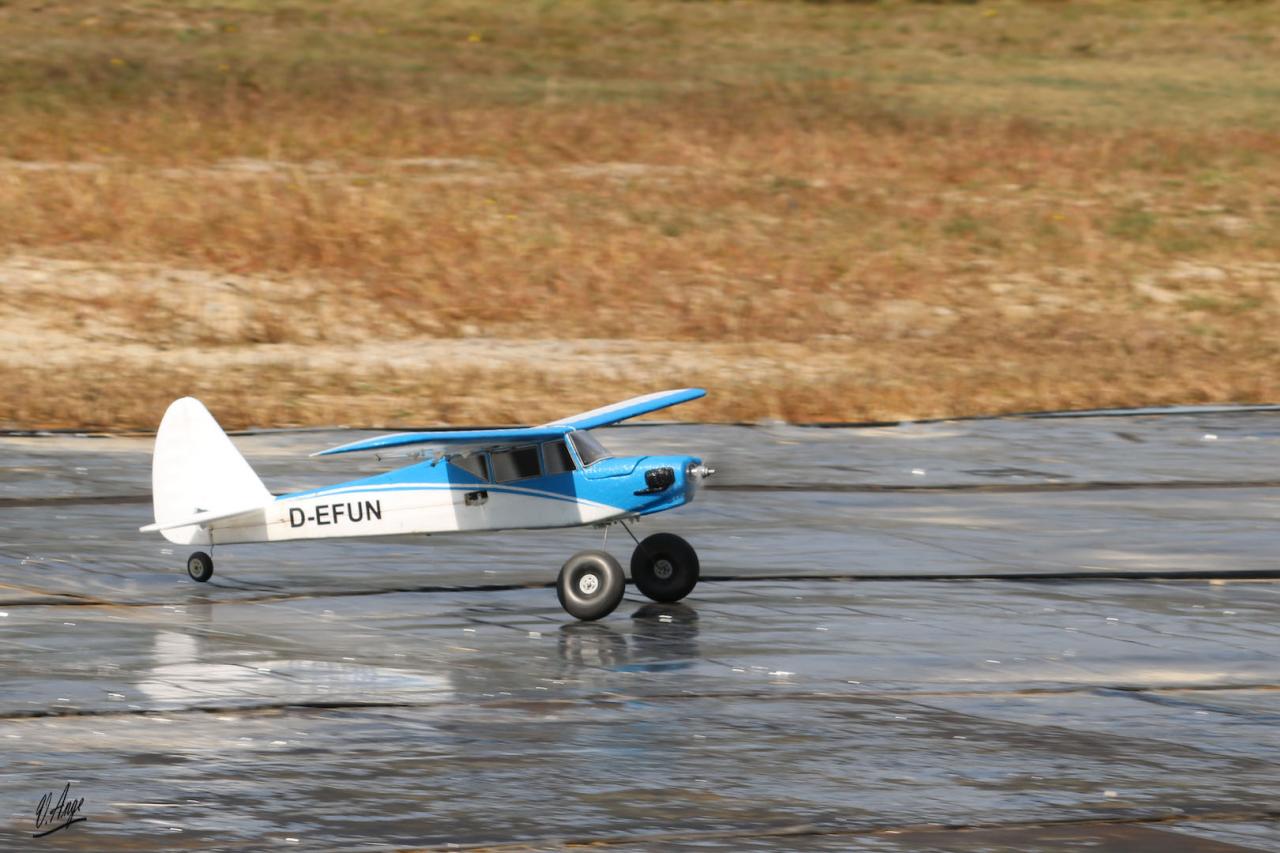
[630, 533, 699, 603]
[557, 550, 625, 621]
[187, 551, 214, 583]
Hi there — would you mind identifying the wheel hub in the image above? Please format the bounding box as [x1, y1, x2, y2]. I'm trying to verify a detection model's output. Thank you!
[653, 558, 674, 580]
[578, 572, 600, 595]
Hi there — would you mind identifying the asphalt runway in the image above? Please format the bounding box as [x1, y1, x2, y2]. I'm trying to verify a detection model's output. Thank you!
[2, 410, 1279, 851]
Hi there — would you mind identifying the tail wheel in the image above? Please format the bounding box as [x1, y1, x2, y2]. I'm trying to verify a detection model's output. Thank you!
[630, 533, 699, 603]
[557, 550, 625, 621]
[187, 551, 214, 583]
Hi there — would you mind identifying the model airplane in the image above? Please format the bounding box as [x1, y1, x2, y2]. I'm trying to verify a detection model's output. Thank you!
[141, 389, 713, 620]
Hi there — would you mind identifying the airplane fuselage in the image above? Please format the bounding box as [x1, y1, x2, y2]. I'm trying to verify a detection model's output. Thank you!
[173, 452, 703, 546]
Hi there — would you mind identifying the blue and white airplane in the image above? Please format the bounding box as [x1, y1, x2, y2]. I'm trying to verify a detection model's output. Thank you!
[141, 389, 713, 620]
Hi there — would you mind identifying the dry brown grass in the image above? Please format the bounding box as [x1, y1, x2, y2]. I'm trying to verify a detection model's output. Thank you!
[1, 0, 1279, 429]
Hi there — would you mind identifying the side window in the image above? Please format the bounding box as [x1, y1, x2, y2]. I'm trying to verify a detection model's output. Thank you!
[491, 445, 542, 483]
[450, 453, 489, 482]
[542, 440, 575, 475]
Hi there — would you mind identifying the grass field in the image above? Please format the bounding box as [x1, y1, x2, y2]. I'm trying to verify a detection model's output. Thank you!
[2, 0, 1278, 429]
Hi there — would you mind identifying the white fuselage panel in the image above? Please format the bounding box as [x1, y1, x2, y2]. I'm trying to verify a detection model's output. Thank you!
[162, 484, 625, 546]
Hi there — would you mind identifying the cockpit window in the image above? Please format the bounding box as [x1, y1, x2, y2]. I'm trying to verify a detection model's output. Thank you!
[491, 445, 542, 482]
[543, 440, 575, 475]
[450, 452, 489, 482]
[568, 431, 612, 467]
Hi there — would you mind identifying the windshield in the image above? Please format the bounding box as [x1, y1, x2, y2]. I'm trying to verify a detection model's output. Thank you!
[568, 431, 612, 467]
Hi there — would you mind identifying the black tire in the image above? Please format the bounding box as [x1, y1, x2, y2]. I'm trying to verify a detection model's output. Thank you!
[187, 551, 214, 583]
[630, 533, 699, 603]
[557, 550, 625, 621]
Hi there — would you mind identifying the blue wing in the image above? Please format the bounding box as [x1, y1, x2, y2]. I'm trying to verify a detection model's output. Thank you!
[542, 388, 706, 430]
[312, 426, 573, 457]
[312, 388, 706, 457]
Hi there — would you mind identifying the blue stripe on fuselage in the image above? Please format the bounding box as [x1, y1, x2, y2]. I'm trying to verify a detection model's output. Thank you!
[280, 453, 698, 518]
[277, 458, 618, 510]
[277, 481, 616, 510]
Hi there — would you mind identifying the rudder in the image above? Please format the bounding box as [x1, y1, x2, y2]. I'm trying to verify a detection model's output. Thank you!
[151, 398, 272, 542]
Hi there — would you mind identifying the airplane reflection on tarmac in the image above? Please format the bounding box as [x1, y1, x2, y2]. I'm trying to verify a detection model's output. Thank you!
[134, 597, 699, 709]
[558, 603, 700, 673]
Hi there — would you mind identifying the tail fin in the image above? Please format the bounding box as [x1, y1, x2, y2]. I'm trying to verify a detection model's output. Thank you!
[148, 398, 272, 541]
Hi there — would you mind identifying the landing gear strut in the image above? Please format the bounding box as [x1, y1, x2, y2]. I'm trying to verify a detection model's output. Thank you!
[187, 551, 214, 583]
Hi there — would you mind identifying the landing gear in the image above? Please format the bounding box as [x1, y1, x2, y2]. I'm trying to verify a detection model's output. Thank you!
[186, 551, 214, 583]
[557, 550, 625, 621]
[630, 532, 699, 603]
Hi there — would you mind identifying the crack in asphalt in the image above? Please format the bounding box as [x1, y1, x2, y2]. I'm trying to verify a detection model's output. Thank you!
[0, 494, 152, 508]
[3, 682, 1278, 721]
[2, 569, 1276, 608]
[2, 477, 1280, 509]
[710, 479, 1280, 494]
[446, 808, 1280, 851]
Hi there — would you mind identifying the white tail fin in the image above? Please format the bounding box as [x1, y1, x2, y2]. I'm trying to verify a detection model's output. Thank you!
[148, 398, 272, 543]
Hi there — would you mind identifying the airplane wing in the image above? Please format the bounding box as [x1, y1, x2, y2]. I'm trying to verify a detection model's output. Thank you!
[311, 426, 574, 458]
[311, 389, 706, 458]
[542, 388, 706, 431]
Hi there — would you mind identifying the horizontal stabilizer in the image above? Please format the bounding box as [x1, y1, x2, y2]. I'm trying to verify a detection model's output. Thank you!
[139, 503, 266, 533]
[543, 388, 706, 431]
[313, 426, 573, 457]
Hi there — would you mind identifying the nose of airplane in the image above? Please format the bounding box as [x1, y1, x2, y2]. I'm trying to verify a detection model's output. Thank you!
[683, 457, 714, 498]
[686, 459, 715, 481]
[637, 457, 713, 502]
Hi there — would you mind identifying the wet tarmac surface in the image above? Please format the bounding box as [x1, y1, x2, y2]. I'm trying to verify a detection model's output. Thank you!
[2, 410, 1279, 850]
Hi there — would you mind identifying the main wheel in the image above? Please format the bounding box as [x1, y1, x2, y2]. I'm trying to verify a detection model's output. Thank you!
[187, 551, 214, 583]
[630, 533, 699, 603]
[557, 550, 625, 621]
